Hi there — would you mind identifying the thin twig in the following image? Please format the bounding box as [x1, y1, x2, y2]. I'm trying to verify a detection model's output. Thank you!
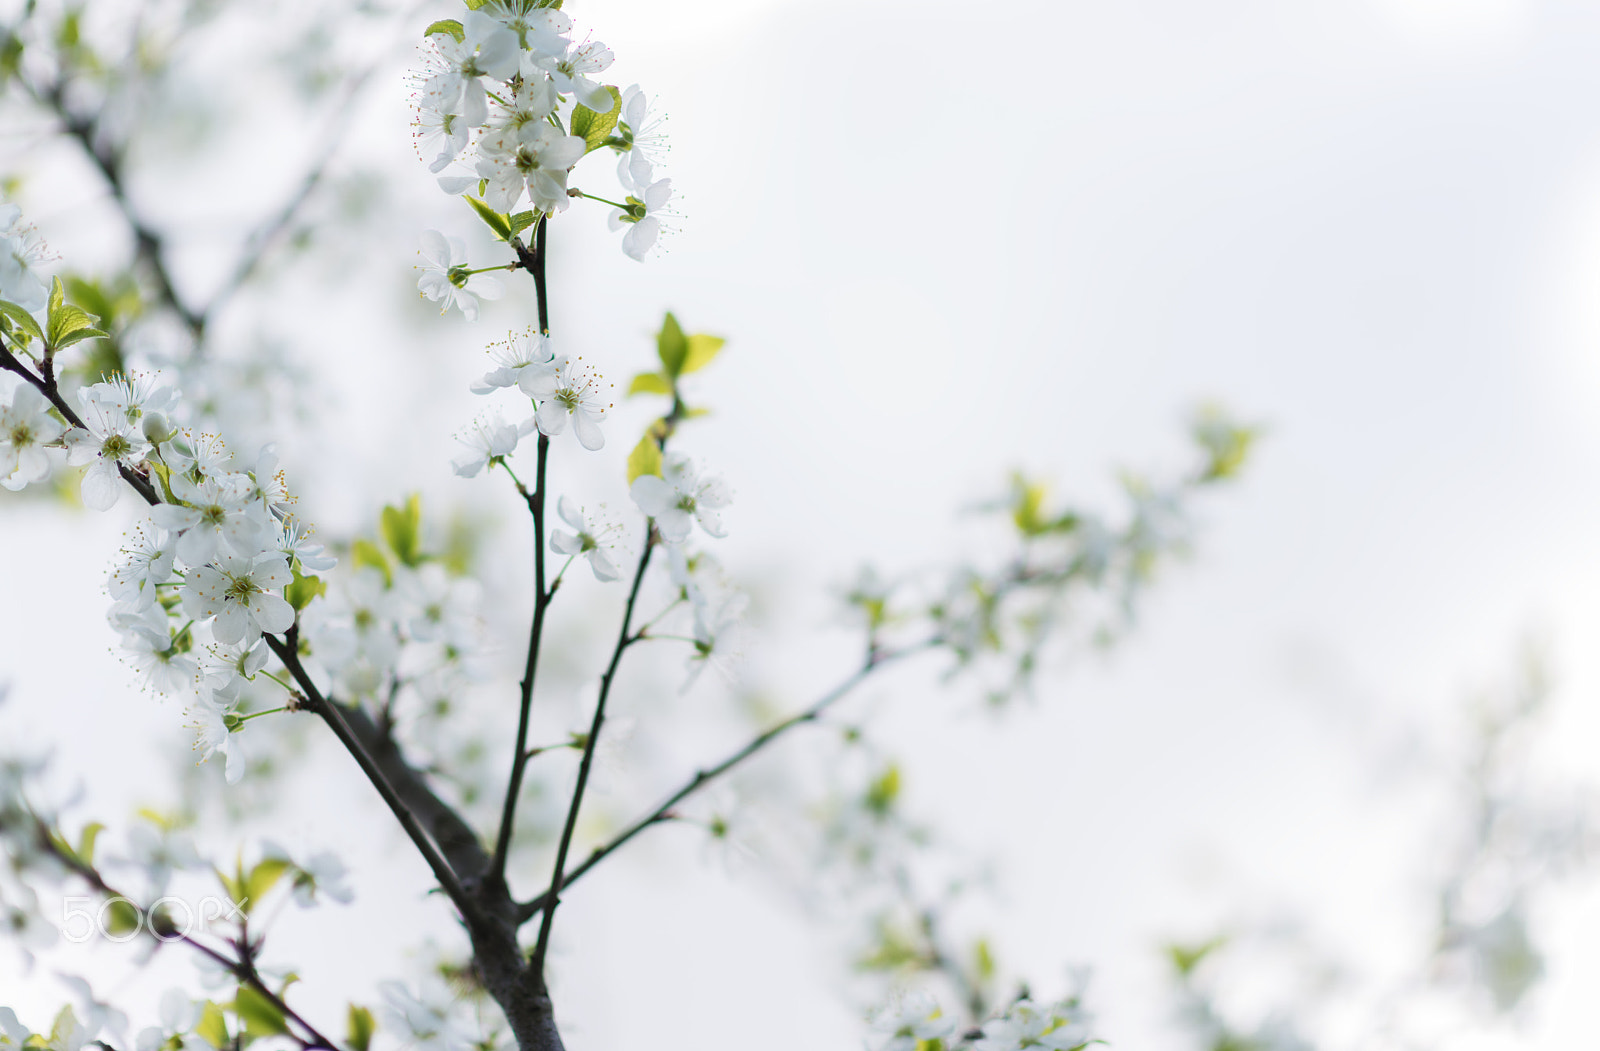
[492, 432, 551, 882]
[515, 642, 929, 923]
[529, 531, 656, 971]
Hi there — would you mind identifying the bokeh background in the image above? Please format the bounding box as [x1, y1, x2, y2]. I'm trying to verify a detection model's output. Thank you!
[5, 0, 1600, 1047]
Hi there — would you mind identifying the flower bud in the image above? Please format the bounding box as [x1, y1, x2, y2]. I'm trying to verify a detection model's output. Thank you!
[142, 411, 176, 444]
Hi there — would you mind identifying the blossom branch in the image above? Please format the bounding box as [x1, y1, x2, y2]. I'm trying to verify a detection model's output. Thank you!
[262, 633, 480, 923]
[529, 529, 656, 972]
[491, 432, 552, 883]
[0, 337, 160, 506]
[515, 639, 930, 924]
[26, 812, 337, 1050]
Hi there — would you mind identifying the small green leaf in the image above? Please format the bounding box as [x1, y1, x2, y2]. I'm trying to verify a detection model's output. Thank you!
[74, 822, 104, 866]
[509, 210, 538, 239]
[462, 0, 487, 8]
[569, 86, 622, 153]
[0, 299, 45, 346]
[656, 312, 688, 376]
[351, 539, 392, 587]
[423, 19, 464, 41]
[52, 323, 108, 350]
[242, 858, 291, 915]
[285, 563, 327, 612]
[195, 1003, 230, 1050]
[104, 897, 141, 935]
[45, 276, 103, 352]
[973, 937, 996, 982]
[864, 764, 900, 817]
[464, 196, 512, 241]
[346, 1004, 376, 1051]
[626, 434, 662, 485]
[234, 987, 290, 1038]
[627, 371, 672, 397]
[381, 493, 424, 567]
[680, 333, 725, 375]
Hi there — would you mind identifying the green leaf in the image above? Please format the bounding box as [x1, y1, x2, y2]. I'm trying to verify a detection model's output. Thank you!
[45, 277, 104, 351]
[52, 323, 108, 350]
[346, 1005, 376, 1051]
[1167, 936, 1228, 977]
[351, 539, 392, 587]
[509, 210, 538, 239]
[195, 1003, 230, 1050]
[462, 0, 487, 8]
[464, 196, 512, 241]
[0, 299, 44, 346]
[973, 937, 996, 982]
[627, 371, 672, 397]
[680, 333, 726, 375]
[285, 563, 326, 612]
[241, 858, 291, 915]
[656, 312, 688, 376]
[626, 434, 662, 485]
[74, 821, 104, 866]
[104, 897, 141, 935]
[381, 493, 423, 567]
[568, 86, 622, 153]
[423, 19, 464, 41]
[233, 987, 290, 1038]
[864, 764, 900, 817]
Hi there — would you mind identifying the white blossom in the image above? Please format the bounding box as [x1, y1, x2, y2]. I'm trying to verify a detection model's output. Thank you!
[616, 84, 669, 187]
[380, 980, 475, 1051]
[973, 1000, 1092, 1051]
[869, 992, 956, 1051]
[180, 552, 294, 646]
[134, 991, 198, 1051]
[452, 410, 534, 477]
[152, 472, 267, 567]
[526, 356, 610, 450]
[608, 173, 673, 261]
[0, 201, 52, 312]
[108, 522, 176, 609]
[629, 452, 731, 543]
[417, 230, 504, 322]
[475, 121, 586, 215]
[190, 701, 248, 785]
[536, 40, 616, 112]
[0, 383, 63, 490]
[550, 495, 620, 581]
[63, 393, 152, 511]
[470, 329, 555, 395]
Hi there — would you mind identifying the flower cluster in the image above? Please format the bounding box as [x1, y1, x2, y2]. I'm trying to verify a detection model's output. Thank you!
[1, 345, 329, 783]
[409, 0, 675, 321]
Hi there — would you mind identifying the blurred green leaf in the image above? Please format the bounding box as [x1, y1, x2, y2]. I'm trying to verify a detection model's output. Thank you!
[627, 371, 672, 397]
[680, 333, 725, 374]
[627, 434, 662, 484]
[233, 987, 290, 1038]
[381, 493, 423, 566]
[346, 1005, 375, 1051]
[656, 312, 688, 376]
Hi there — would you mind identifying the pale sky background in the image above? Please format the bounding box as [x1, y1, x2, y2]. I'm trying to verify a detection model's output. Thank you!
[7, 0, 1600, 1047]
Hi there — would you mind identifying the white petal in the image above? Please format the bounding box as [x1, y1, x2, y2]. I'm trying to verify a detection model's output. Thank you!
[557, 495, 584, 531]
[629, 475, 673, 517]
[572, 408, 605, 450]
